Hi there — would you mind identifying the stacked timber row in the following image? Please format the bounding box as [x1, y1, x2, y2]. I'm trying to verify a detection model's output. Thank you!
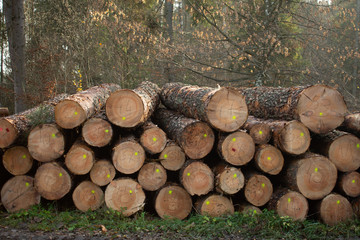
[1, 81, 359, 227]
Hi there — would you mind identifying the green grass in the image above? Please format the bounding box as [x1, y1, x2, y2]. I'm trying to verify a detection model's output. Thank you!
[0, 204, 359, 239]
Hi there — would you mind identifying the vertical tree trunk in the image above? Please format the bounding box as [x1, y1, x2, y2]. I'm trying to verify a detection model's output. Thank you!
[164, 0, 174, 82]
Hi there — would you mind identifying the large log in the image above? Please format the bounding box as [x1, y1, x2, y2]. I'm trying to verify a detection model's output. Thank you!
[284, 153, 337, 200]
[159, 141, 186, 171]
[82, 111, 113, 147]
[213, 163, 244, 195]
[160, 82, 248, 132]
[139, 121, 167, 155]
[153, 109, 215, 160]
[238, 85, 347, 134]
[337, 171, 360, 198]
[64, 140, 95, 175]
[0, 94, 68, 148]
[195, 194, 234, 217]
[55, 83, 121, 129]
[106, 81, 160, 128]
[2, 146, 33, 175]
[243, 116, 272, 145]
[137, 162, 167, 191]
[243, 172, 273, 207]
[89, 160, 116, 187]
[254, 144, 284, 175]
[317, 193, 353, 226]
[72, 181, 104, 212]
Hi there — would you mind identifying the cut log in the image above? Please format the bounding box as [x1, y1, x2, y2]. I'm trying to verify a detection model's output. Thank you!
[338, 113, 360, 137]
[217, 131, 255, 166]
[55, 83, 121, 129]
[237, 203, 262, 215]
[213, 163, 244, 195]
[0, 107, 9, 117]
[0, 175, 41, 212]
[238, 85, 347, 134]
[195, 194, 234, 217]
[337, 171, 360, 198]
[90, 160, 116, 187]
[267, 188, 308, 221]
[180, 160, 214, 196]
[72, 181, 104, 212]
[352, 197, 360, 218]
[318, 193, 353, 226]
[82, 112, 113, 147]
[243, 116, 272, 145]
[154, 184, 192, 220]
[311, 130, 360, 172]
[159, 141, 186, 171]
[34, 162, 72, 200]
[27, 123, 65, 162]
[106, 81, 160, 128]
[254, 144, 284, 175]
[2, 146, 33, 175]
[153, 109, 215, 160]
[65, 141, 95, 175]
[0, 94, 68, 148]
[285, 153, 337, 200]
[160, 82, 248, 132]
[139, 121, 167, 155]
[137, 162, 167, 191]
[244, 172, 273, 207]
[105, 178, 145, 217]
[112, 135, 145, 174]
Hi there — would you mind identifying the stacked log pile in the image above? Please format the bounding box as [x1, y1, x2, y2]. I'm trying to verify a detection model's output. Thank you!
[1, 81, 359, 226]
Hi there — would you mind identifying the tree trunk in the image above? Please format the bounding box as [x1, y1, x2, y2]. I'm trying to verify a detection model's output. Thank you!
[104, 178, 145, 217]
[243, 116, 272, 145]
[72, 181, 104, 212]
[139, 121, 167, 155]
[82, 111, 113, 147]
[160, 82, 248, 132]
[3, 0, 27, 113]
[89, 159, 116, 187]
[55, 83, 121, 129]
[106, 81, 160, 128]
[137, 162, 167, 191]
[2, 146, 33, 175]
[254, 144, 284, 175]
[337, 171, 360, 198]
[153, 108, 215, 160]
[339, 113, 360, 137]
[0, 175, 40, 212]
[243, 171, 273, 207]
[284, 153, 337, 200]
[159, 141, 185, 171]
[195, 194, 234, 217]
[64, 140, 95, 175]
[164, 0, 174, 82]
[213, 163, 244, 195]
[317, 193, 353, 226]
[238, 85, 347, 134]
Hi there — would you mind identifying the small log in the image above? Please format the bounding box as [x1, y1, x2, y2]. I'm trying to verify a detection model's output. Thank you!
[139, 121, 167, 155]
[267, 188, 308, 221]
[160, 82, 248, 132]
[154, 184, 192, 220]
[112, 135, 145, 174]
[318, 193, 353, 226]
[217, 131, 255, 166]
[72, 181, 104, 212]
[237, 203, 262, 215]
[106, 81, 160, 128]
[244, 172, 273, 207]
[311, 130, 360, 172]
[65, 141, 95, 175]
[0, 175, 41, 212]
[159, 141, 186, 171]
[82, 112, 113, 147]
[285, 153, 337, 200]
[254, 144, 284, 175]
[105, 178, 145, 217]
[213, 163, 244, 195]
[90, 160, 116, 186]
[34, 162, 72, 200]
[180, 160, 214, 196]
[55, 83, 121, 129]
[27, 123, 65, 162]
[153, 109, 215, 160]
[0, 107, 9, 117]
[2, 146, 33, 175]
[338, 113, 360, 137]
[238, 85, 347, 134]
[337, 171, 360, 198]
[243, 116, 272, 145]
[137, 162, 167, 191]
[195, 194, 234, 217]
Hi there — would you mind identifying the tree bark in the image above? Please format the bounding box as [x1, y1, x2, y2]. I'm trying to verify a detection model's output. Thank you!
[337, 171, 360, 198]
[82, 111, 113, 147]
[64, 140, 95, 175]
[139, 121, 167, 155]
[243, 116, 272, 145]
[89, 159, 116, 187]
[159, 141, 186, 171]
[137, 162, 167, 191]
[338, 113, 360, 137]
[213, 163, 244, 195]
[2, 146, 33, 175]
[243, 171, 273, 207]
[317, 193, 353, 226]
[195, 194, 234, 217]
[254, 144, 284, 175]
[72, 181, 104, 212]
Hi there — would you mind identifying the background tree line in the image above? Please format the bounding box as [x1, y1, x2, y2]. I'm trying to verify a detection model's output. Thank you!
[0, 0, 359, 113]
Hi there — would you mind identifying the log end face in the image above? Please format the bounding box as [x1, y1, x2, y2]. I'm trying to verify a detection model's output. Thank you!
[255, 145, 284, 175]
[159, 144, 186, 171]
[244, 174, 273, 207]
[82, 118, 113, 147]
[55, 100, 86, 129]
[90, 160, 116, 186]
[217, 167, 244, 195]
[3, 146, 33, 175]
[221, 131, 255, 166]
[320, 193, 353, 226]
[278, 121, 310, 155]
[341, 172, 360, 198]
[198, 195, 234, 217]
[72, 181, 104, 212]
[140, 127, 167, 154]
[138, 162, 167, 191]
[276, 191, 308, 221]
[249, 123, 272, 145]
[181, 161, 214, 196]
[65, 145, 95, 175]
[112, 141, 145, 174]
[0, 119, 17, 148]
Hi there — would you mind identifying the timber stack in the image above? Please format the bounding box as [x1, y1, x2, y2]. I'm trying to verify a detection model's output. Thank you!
[0, 81, 359, 227]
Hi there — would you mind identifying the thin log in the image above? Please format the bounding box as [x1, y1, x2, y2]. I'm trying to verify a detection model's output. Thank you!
[2, 146, 33, 175]
[243, 116, 272, 145]
[213, 163, 244, 195]
[159, 141, 186, 171]
[139, 121, 167, 155]
[254, 144, 284, 175]
[137, 162, 167, 191]
[338, 112, 360, 137]
[243, 171, 273, 207]
[317, 193, 353, 226]
[72, 181, 104, 212]
[337, 171, 360, 198]
[195, 194, 234, 217]
[65, 140, 95, 175]
[82, 111, 113, 147]
[89, 160, 116, 187]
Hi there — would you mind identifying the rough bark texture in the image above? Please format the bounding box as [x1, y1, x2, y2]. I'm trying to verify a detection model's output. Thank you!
[238, 85, 347, 134]
[337, 171, 360, 198]
[338, 113, 360, 137]
[72, 181, 104, 212]
[82, 111, 113, 147]
[318, 193, 353, 226]
[106, 81, 160, 128]
[64, 140, 95, 175]
[89, 160, 116, 187]
[254, 144, 284, 175]
[244, 172, 273, 207]
[213, 163, 244, 195]
[159, 141, 185, 171]
[2, 146, 33, 175]
[153, 109, 215, 160]
[195, 194, 234, 217]
[139, 121, 167, 155]
[55, 83, 121, 129]
[161, 82, 248, 132]
[243, 116, 272, 145]
[137, 162, 167, 191]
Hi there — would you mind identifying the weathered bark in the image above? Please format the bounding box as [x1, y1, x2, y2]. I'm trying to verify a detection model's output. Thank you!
[254, 144, 284, 175]
[0, 175, 41, 212]
[154, 184, 192, 220]
[72, 181, 104, 212]
[243, 116, 272, 145]
[0, 94, 68, 148]
[317, 193, 353, 226]
[2, 146, 33, 175]
[82, 111, 113, 147]
[139, 121, 167, 155]
[337, 171, 360, 198]
[137, 162, 167, 191]
[89, 160, 116, 187]
[238, 85, 347, 134]
[159, 141, 186, 171]
[213, 163, 244, 195]
[243, 171, 273, 207]
[105, 178, 145, 217]
[106, 81, 160, 128]
[195, 194, 234, 217]
[338, 113, 360, 137]
[161, 82, 248, 132]
[311, 130, 360, 172]
[153, 109, 215, 160]
[284, 153, 337, 200]
[64, 140, 95, 175]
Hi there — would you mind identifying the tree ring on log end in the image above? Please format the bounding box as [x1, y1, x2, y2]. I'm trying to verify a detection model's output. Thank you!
[297, 85, 347, 134]
[278, 121, 310, 155]
[217, 167, 244, 194]
[0, 119, 17, 148]
[72, 181, 104, 212]
[221, 131, 255, 166]
[138, 162, 167, 191]
[182, 161, 214, 196]
[277, 191, 308, 221]
[140, 127, 167, 154]
[3, 146, 33, 175]
[340, 172, 360, 197]
[65, 145, 95, 175]
[244, 174, 273, 207]
[255, 145, 284, 175]
[159, 144, 185, 171]
[112, 141, 145, 174]
[55, 100, 86, 129]
[82, 118, 113, 147]
[198, 195, 234, 217]
[319, 193, 353, 226]
[90, 160, 116, 186]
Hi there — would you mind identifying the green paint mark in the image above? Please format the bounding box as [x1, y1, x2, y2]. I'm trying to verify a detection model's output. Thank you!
[261, 183, 265, 188]
[352, 179, 356, 184]
[232, 138, 236, 142]
[337, 200, 340, 205]
[206, 201, 210, 205]
[134, 152, 138, 156]
[319, 112, 323, 116]
[105, 129, 109, 133]
[187, 172, 191, 176]
[122, 117, 126, 120]
[203, 134, 207, 138]
[22, 155, 26, 159]
[315, 168, 318, 172]
[107, 174, 111, 178]
[253, 210, 257, 214]
[156, 169, 160, 173]
[52, 133, 56, 138]
[233, 174, 237, 178]
[267, 157, 271, 161]
[74, 112, 78, 115]
[59, 173, 63, 177]
[259, 131, 263, 135]
[25, 182, 30, 187]
[129, 190, 133, 194]
[300, 132, 304, 137]
[232, 116, 236, 120]
[83, 154, 87, 159]
[91, 190, 95, 194]
[164, 154, 168, 159]
[168, 190, 172, 195]
[153, 137, 157, 142]
[357, 143, 360, 149]
[288, 198, 291, 203]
